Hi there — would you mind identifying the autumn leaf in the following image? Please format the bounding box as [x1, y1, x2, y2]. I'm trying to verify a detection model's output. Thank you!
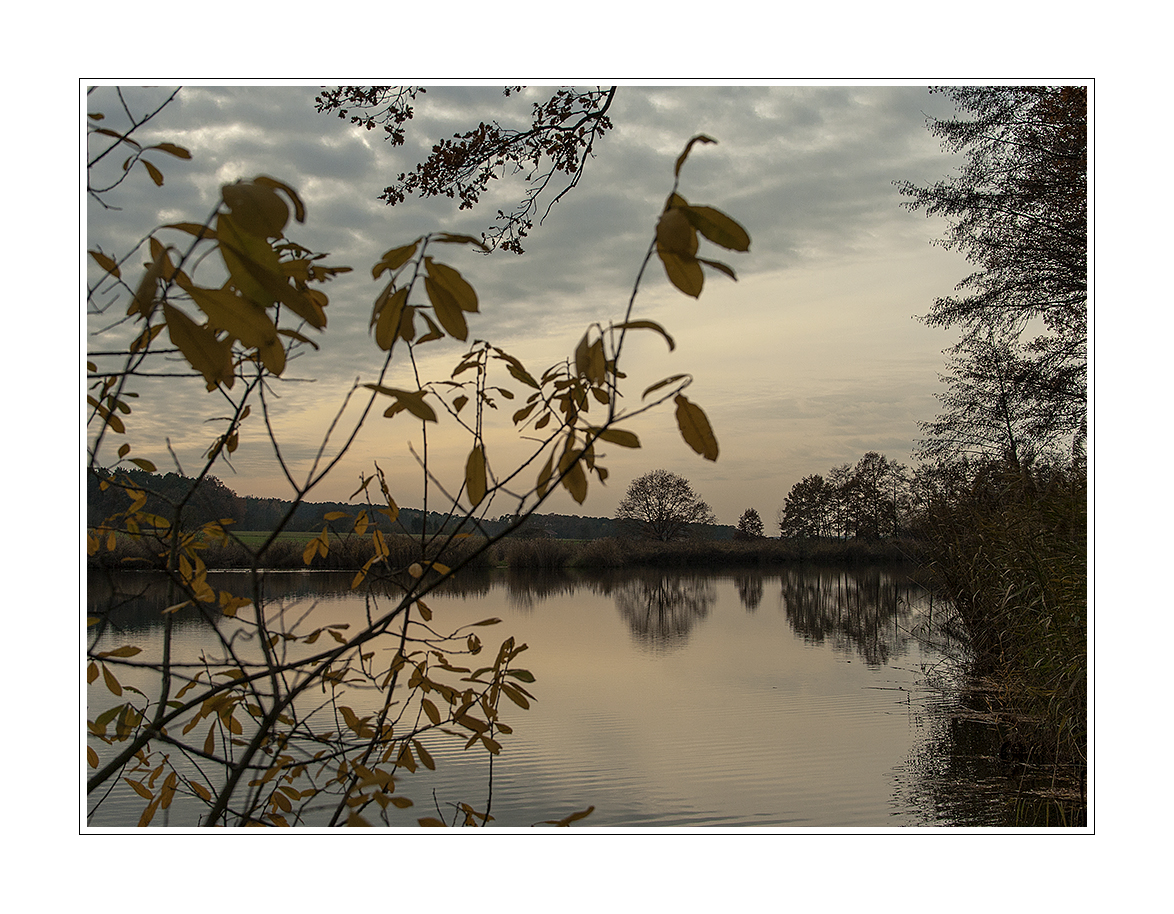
[674, 394, 719, 461]
[683, 204, 751, 252]
[164, 304, 235, 388]
[588, 426, 641, 448]
[657, 248, 704, 298]
[466, 444, 487, 507]
[424, 276, 469, 340]
[425, 259, 478, 312]
[372, 240, 420, 279]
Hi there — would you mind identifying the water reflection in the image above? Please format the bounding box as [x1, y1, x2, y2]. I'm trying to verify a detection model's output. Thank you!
[779, 567, 921, 667]
[734, 572, 764, 612]
[612, 573, 716, 649]
[87, 563, 1025, 827]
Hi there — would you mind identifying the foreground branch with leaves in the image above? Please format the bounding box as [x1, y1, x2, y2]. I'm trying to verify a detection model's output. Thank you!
[86, 88, 749, 827]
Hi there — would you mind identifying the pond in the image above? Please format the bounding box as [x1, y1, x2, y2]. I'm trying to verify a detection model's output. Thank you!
[86, 564, 1015, 828]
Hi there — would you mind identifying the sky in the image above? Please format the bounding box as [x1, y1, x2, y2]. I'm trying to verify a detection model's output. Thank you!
[87, 83, 978, 526]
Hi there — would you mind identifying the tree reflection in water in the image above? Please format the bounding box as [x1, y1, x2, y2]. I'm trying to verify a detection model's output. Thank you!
[779, 567, 915, 667]
[612, 573, 716, 650]
[734, 572, 764, 612]
[500, 569, 581, 614]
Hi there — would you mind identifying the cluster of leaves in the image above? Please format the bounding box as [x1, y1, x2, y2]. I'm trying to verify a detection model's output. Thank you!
[315, 85, 617, 253]
[653, 136, 752, 299]
[86, 86, 187, 205]
[86, 86, 749, 827]
[313, 86, 426, 144]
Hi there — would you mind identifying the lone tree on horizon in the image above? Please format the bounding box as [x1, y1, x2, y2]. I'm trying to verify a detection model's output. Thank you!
[734, 508, 765, 539]
[615, 469, 716, 541]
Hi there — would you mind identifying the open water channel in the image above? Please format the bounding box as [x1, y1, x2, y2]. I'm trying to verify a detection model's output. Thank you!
[86, 565, 1018, 828]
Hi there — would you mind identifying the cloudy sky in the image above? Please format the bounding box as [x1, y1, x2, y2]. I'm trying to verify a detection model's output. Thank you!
[87, 83, 975, 525]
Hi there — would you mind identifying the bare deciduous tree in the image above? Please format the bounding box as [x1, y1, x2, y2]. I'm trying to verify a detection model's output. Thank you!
[615, 469, 716, 542]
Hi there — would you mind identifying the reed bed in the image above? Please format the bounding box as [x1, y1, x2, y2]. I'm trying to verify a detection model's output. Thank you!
[88, 530, 498, 573]
[912, 459, 1086, 826]
[90, 529, 914, 572]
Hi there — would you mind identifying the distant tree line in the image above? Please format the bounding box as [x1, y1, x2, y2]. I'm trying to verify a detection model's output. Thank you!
[775, 451, 911, 541]
[88, 467, 736, 542]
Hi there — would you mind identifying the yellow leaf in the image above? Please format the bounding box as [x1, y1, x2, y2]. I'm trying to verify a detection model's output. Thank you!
[128, 243, 168, 319]
[656, 207, 698, 257]
[501, 682, 530, 709]
[674, 134, 717, 177]
[364, 385, 438, 422]
[418, 817, 446, 827]
[684, 205, 751, 252]
[183, 282, 279, 351]
[126, 777, 153, 800]
[413, 739, 436, 770]
[102, 664, 122, 696]
[424, 276, 469, 341]
[89, 249, 120, 279]
[221, 180, 289, 238]
[163, 221, 217, 240]
[254, 175, 307, 223]
[87, 662, 99, 684]
[560, 456, 588, 505]
[657, 248, 704, 298]
[375, 286, 409, 351]
[101, 645, 142, 658]
[396, 743, 417, 773]
[204, 723, 216, 756]
[541, 805, 595, 827]
[432, 232, 490, 251]
[697, 257, 737, 281]
[372, 528, 389, 559]
[138, 796, 161, 827]
[215, 211, 280, 305]
[160, 771, 178, 809]
[142, 159, 165, 186]
[614, 319, 676, 352]
[372, 241, 420, 279]
[589, 427, 641, 448]
[346, 813, 372, 827]
[192, 782, 211, 802]
[425, 259, 479, 312]
[466, 444, 487, 507]
[150, 142, 191, 159]
[421, 698, 441, 726]
[390, 795, 414, 808]
[87, 747, 99, 768]
[674, 394, 719, 461]
[163, 304, 235, 388]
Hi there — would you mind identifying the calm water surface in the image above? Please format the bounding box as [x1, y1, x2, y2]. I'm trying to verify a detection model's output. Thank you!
[87, 565, 1003, 828]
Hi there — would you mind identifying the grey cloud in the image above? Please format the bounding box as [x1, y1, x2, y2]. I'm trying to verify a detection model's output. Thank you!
[87, 84, 966, 518]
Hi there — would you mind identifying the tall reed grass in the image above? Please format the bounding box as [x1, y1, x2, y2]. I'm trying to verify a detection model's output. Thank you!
[912, 458, 1086, 825]
[88, 530, 498, 573]
[90, 529, 914, 572]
